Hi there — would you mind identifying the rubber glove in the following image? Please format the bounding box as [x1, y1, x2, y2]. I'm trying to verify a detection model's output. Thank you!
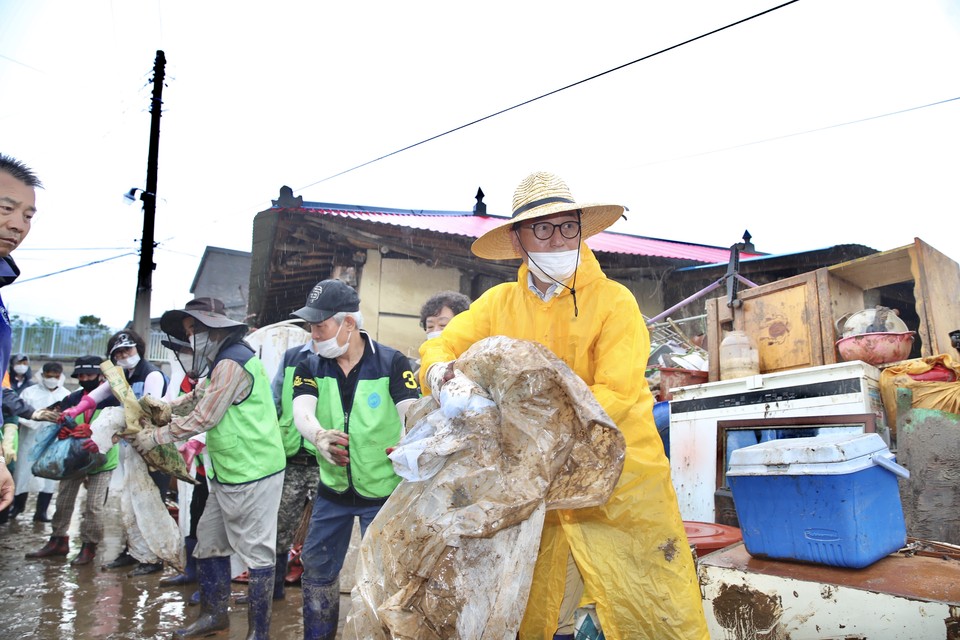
[426, 361, 456, 397]
[71, 424, 92, 439]
[178, 438, 205, 468]
[31, 409, 61, 423]
[81, 439, 99, 454]
[62, 394, 96, 420]
[131, 428, 159, 455]
[314, 429, 349, 466]
[1, 424, 17, 463]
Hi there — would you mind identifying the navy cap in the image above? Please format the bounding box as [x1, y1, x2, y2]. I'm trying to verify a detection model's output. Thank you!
[72, 355, 102, 378]
[291, 280, 360, 324]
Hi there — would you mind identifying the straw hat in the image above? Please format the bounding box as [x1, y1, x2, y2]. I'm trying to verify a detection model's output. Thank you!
[471, 172, 625, 260]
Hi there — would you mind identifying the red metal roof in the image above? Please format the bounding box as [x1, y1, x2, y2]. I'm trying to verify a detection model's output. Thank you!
[299, 204, 761, 264]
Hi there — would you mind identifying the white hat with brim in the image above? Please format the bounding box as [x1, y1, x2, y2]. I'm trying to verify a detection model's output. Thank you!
[471, 172, 625, 260]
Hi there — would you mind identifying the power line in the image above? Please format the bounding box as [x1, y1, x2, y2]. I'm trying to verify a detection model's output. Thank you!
[637, 94, 960, 168]
[17, 246, 137, 251]
[293, 0, 802, 193]
[10, 251, 138, 285]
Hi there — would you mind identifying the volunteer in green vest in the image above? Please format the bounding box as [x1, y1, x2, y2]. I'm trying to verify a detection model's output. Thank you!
[291, 279, 419, 640]
[25, 355, 115, 566]
[237, 332, 321, 603]
[131, 297, 285, 640]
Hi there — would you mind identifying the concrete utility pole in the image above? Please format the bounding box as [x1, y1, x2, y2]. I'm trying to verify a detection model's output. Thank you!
[132, 50, 165, 346]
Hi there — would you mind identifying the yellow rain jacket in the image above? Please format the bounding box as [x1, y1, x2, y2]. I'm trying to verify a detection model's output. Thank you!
[420, 246, 708, 640]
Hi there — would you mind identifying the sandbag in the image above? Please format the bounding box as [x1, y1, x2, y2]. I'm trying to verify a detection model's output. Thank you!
[346, 336, 625, 640]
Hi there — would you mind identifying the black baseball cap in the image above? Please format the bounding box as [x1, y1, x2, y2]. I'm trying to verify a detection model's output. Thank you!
[291, 279, 360, 324]
[72, 355, 102, 378]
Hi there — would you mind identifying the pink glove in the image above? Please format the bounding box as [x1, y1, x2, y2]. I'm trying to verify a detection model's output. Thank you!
[62, 394, 96, 420]
[178, 439, 205, 468]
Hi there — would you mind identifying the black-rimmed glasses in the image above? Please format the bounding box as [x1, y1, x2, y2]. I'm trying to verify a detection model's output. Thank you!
[521, 220, 581, 241]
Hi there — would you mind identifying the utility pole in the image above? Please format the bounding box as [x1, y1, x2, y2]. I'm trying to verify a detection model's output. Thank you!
[132, 50, 165, 346]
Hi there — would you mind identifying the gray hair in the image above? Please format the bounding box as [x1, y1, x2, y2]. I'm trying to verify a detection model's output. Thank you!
[331, 311, 364, 330]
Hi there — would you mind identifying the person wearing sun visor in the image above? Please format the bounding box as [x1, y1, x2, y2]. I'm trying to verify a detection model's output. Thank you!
[419, 172, 709, 640]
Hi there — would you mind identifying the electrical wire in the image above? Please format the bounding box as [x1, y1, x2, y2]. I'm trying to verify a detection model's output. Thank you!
[636, 94, 960, 168]
[9, 251, 138, 285]
[293, 0, 801, 193]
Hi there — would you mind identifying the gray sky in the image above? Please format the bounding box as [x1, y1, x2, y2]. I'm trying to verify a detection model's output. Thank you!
[2, 0, 958, 329]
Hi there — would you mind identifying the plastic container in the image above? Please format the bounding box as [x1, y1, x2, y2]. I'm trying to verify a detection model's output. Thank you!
[684, 521, 742, 556]
[657, 367, 708, 401]
[719, 330, 759, 380]
[727, 432, 908, 569]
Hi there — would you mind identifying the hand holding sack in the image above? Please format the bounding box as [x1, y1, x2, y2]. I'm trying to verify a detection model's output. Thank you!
[314, 429, 349, 466]
[131, 428, 160, 456]
[32, 409, 62, 423]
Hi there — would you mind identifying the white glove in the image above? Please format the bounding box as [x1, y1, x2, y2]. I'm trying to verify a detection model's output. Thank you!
[426, 361, 455, 397]
[314, 429, 349, 466]
[131, 428, 160, 455]
[1, 424, 16, 463]
[31, 409, 60, 423]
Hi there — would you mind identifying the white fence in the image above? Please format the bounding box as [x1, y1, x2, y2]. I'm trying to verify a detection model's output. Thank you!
[9, 326, 171, 362]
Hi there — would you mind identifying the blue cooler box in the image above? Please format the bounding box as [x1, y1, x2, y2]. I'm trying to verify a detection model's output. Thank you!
[727, 432, 908, 569]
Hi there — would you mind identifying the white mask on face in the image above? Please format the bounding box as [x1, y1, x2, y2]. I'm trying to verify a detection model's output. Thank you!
[526, 249, 580, 284]
[42, 377, 60, 390]
[12, 364, 28, 375]
[116, 355, 141, 371]
[316, 321, 351, 359]
[425, 330, 443, 341]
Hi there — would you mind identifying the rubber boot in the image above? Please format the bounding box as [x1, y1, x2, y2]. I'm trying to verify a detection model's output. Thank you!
[34, 492, 53, 522]
[273, 552, 287, 600]
[26, 535, 69, 558]
[9, 493, 27, 519]
[129, 561, 163, 576]
[236, 552, 287, 604]
[302, 577, 339, 640]
[160, 537, 198, 586]
[0, 505, 10, 525]
[244, 566, 274, 640]
[70, 542, 97, 566]
[174, 556, 231, 638]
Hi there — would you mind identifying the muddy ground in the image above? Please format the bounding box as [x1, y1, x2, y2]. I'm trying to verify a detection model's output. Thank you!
[0, 491, 352, 640]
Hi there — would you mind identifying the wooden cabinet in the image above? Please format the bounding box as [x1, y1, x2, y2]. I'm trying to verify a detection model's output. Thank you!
[707, 238, 960, 381]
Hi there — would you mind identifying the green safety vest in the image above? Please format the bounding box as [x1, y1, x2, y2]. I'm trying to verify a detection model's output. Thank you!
[204, 343, 285, 485]
[278, 348, 319, 459]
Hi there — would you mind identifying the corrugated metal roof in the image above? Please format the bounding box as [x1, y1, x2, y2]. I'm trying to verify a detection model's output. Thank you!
[298, 203, 761, 264]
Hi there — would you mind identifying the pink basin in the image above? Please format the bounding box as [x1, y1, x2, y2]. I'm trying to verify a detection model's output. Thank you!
[836, 331, 915, 365]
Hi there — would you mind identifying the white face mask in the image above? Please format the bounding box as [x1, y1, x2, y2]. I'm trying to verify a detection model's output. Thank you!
[316, 322, 351, 359]
[526, 249, 580, 284]
[12, 364, 28, 375]
[425, 330, 443, 341]
[42, 377, 60, 390]
[116, 354, 141, 371]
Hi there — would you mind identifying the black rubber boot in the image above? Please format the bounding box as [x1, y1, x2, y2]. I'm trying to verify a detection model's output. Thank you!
[9, 493, 27, 519]
[244, 566, 274, 640]
[236, 552, 287, 604]
[273, 552, 287, 600]
[174, 556, 231, 638]
[33, 492, 53, 522]
[302, 577, 339, 640]
[160, 537, 198, 586]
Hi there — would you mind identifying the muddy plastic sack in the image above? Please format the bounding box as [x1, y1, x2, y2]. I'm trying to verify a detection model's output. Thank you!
[30, 422, 106, 481]
[879, 354, 960, 434]
[346, 337, 625, 640]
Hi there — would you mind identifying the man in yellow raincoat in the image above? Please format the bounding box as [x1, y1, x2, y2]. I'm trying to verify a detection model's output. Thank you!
[420, 172, 708, 640]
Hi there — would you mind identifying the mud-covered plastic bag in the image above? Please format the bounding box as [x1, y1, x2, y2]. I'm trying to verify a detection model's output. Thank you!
[346, 337, 625, 640]
[100, 360, 197, 485]
[30, 422, 106, 480]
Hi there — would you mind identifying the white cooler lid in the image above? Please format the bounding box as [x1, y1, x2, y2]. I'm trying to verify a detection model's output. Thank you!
[727, 432, 892, 476]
